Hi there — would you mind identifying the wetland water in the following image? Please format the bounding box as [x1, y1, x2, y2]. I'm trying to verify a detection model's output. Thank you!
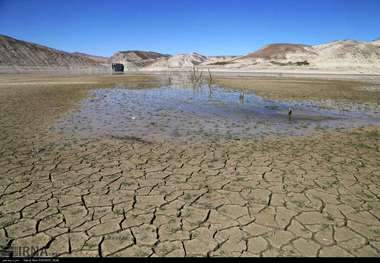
[54, 84, 380, 143]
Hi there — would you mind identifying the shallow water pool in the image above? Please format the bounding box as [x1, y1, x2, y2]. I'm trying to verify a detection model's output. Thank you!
[53, 84, 380, 143]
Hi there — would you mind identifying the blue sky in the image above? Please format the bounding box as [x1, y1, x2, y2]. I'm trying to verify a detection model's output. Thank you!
[0, 0, 379, 56]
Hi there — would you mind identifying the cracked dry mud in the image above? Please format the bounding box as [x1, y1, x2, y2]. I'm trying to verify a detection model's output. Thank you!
[0, 75, 380, 257]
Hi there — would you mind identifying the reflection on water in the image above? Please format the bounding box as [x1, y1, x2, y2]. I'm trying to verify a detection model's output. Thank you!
[53, 85, 380, 143]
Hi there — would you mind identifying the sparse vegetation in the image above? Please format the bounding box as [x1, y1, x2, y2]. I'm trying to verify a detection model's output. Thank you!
[208, 61, 233, 66]
[270, 60, 310, 66]
[208, 68, 213, 96]
[189, 66, 204, 87]
[208, 68, 213, 87]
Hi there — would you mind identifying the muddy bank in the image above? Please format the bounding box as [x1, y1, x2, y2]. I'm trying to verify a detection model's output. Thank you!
[214, 77, 380, 106]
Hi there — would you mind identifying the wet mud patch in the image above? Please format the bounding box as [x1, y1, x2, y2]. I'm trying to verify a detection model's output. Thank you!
[53, 85, 380, 143]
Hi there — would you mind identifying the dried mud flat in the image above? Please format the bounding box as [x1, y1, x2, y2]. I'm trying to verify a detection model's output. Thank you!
[0, 73, 380, 257]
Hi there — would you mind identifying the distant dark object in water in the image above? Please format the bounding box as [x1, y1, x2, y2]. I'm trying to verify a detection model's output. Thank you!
[112, 63, 124, 73]
[288, 107, 293, 120]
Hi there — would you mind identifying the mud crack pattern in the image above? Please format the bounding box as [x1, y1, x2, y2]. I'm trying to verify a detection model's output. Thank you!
[1, 127, 379, 257]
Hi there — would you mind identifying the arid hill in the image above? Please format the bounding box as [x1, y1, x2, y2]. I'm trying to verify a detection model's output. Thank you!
[204, 55, 239, 65]
[71, 52, 109, 64]
[240, 43, 317, 60]
[109, 50, 170, 69]
[1, 33, 380, 73]
[372, 38, 380, 47]
[145, 52, 207, 70]
[144, 40, 380, 72]
[311, 40, 380, 67]
[215, 40, 380, 72]
[0, 34, 108, 73]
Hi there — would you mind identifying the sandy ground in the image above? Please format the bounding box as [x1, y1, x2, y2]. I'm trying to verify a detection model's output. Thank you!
[0, 73, 379, 257]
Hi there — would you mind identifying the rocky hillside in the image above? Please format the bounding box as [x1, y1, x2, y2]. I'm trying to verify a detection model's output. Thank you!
[240, 43, 317, 60]
[71, 52, 109, 64]
[311, 40, 380, 68]
[0, 34, 108, 73]
[372, 38, 380, 47]
[145, 40, 380, 72]
[109, 50, 170, 69]
[1, 34, 380, 73]
[216, 40, 380, 71]
[204, 55, 238, 65]
[145, 52, 208, 70]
